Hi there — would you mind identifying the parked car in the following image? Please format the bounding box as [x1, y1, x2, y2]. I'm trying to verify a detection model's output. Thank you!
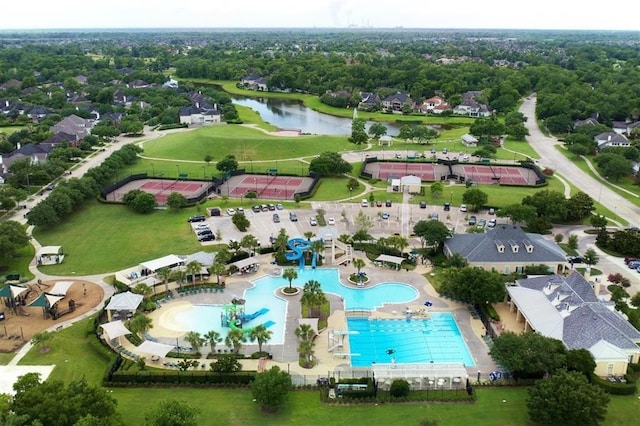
[197, 229, 213, 237]
[226, 208, 236, 216]
[276, 203, 284, 210]
[236, 207, 244, 214]
[420, 201, 427, 209]
[289, 212, 298, 221]
[381, 212, 390, 220]
[487, 218, 497, 228]
[460, 204, 468, 212]
[309, 216, 318, 226]
[187, 215, 206, 223]
[443, 202, 450, 211]
[328, 217, 335, 225]
[272, 213, 280, 223]
[488, 208, 495, 215]
[627, 260, 640, 269]
[376, 200, 383, 207]
[567, 255, 584, 264]
[252, 205, 261, 213]
[198, 234, 215, 242]
[385, 200, 392, 207]
[624, 257, 640, 264]
[194, 223, 210, 230]
[268, 204, 276, 211]
[477, 219, 487, 229]
[442, 147, 448, 154]
[468, 215, 477, 225]
[261, 204, 269, 212]
[361, 199, 369, 207]
[430, 213, 439, 221]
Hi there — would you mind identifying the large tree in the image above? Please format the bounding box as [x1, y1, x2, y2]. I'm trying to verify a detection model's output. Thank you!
[144, 399, 200, 426]
[300, 279, 328, 318]
[566, 191, 594, 221]
[248, 324, 273, 354]
[216, 154, 239, 173]
[0, 220, 30, 261]
[308, 151, 352, 176]
[527, 371, 608, 426]
[349, 118, 368, 145]
[496, 203, 537, 225]
[440, 266, 505, 306]
[522, 190, 568, 220]
[462, 188, 488, 212]
[251, 366, 292, 413]
[413, 219, 451, 249]
[489, 332, 567, 379]
[123, 189, 157, 214]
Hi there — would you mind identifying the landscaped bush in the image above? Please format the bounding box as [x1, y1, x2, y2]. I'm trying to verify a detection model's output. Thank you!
[389, 379, 410, 397]
[106, 370, 256, 386]
[590, 373, 637, 395]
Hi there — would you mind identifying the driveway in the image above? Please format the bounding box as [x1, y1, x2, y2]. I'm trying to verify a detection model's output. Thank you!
[519, 96, 640, 227]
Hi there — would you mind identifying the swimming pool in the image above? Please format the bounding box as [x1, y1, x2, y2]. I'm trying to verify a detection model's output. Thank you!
[250, 268, 418, 310]
[347, 313, 475, 367]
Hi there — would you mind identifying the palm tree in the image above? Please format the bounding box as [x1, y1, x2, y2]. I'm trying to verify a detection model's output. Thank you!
[225, 328, 246, 354]
[282, 268, 298, 291]
[240, 234, 259, 256]
[210, 262, 227, 285]
[132, 283, 153, 299]
[204, 330, 223, 354]
[171, 268, 186, 290]
[303, 231, 315, 241]
[186, 261, 202, 286]
[157, 267, 171, 294]
[295, 323, 315, 343]
[274, 228, 290, 254]
[248, 324, 273, 354]
[376, 236, 389, 254]
[300, 280, 327, 318]
[309, 239, 325, 264]
[353, 258, 365, 275]
[297, 339, 315, 367]
[128, 313, 153, 338]
[184, 331, 205, 353]
[228, 240, 241, 255]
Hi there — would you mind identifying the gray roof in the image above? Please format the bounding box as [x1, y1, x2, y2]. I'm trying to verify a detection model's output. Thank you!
[444, 225, 566, 264]
[509, 272, 640, 356]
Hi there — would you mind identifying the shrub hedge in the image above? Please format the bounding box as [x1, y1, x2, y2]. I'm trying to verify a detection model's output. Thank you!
[105, 370, 256, 386]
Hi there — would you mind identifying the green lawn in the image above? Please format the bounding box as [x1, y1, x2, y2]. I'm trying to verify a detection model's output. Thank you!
[0, 352, 15, 365]
[236, 104, 278, 131]
[33, 201, 207, 275]
[502, 137, 540, 160]
[0, 125, 26, 135]
[0, 243, 35, 281]
[141, 124, 356, 163]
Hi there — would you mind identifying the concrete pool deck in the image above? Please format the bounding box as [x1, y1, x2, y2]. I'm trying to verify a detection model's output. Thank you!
[134, 254, 497, 379]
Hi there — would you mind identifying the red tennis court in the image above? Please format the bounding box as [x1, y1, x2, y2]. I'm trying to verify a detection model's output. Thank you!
[105, 178, 214, 205]
[219, 174, 316, 200]
[453, 164, 533, 185]
[364, 161, 449, 181]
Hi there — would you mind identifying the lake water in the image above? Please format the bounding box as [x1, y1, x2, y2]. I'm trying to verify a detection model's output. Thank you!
[232, 96, 400, 136]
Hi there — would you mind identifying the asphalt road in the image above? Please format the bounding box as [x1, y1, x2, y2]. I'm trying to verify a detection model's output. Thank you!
[519, 96, 640, 228]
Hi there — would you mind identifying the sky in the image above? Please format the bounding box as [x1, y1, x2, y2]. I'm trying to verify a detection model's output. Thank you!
[0, 0, 638, 31]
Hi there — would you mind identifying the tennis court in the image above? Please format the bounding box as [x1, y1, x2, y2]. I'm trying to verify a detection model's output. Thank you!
[364, 162, 449, 181]
[105, 178, 213, 205]
[219, 174, 316, 200]
[452, 164, 534, 185]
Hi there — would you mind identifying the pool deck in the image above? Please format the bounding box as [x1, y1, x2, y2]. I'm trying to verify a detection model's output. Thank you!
[135, 254, 497, 379]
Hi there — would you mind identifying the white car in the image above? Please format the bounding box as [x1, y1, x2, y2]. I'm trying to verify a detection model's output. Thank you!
[328, 217, 335, 225]
[460, 204, 468, 212]
[194, 223, 210, 230]
[309, 217, 318, 226]
[226, 208, 236, 216]
[361, 199, 369, 207]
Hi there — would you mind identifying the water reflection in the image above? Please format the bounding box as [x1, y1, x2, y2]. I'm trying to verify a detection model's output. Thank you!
[232, 96, 400, 136]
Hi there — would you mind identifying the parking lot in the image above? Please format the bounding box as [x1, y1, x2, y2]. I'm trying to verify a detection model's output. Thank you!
[194, 201, 501, 248]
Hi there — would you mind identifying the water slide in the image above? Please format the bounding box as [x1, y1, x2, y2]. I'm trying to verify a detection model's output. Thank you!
[240, 307, 269, 322]
[285, 237, 311, 268]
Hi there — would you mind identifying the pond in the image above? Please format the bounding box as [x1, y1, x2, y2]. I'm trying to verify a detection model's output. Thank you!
[232, 96, 400, 136]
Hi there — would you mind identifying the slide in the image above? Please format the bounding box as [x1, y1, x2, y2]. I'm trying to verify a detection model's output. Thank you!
[230, 320, 276, 334]
[285, 237, 311, 268]
[241, 307, 269, 322]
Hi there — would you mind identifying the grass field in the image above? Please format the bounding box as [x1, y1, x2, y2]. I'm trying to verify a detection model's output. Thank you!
[0, 243, 35, 281]
[141, 124, 357, 162]
[17, 316, 639, 426]
[33, 201, 207, 275]
[0, 125, 26, 135]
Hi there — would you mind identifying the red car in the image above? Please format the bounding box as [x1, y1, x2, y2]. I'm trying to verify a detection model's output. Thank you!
[376, 200, 383, 207]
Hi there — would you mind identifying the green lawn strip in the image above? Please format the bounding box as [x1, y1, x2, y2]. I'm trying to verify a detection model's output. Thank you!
[308, 177, 353, 201]
[555, 146, 640, 207]
[33, 201, 205, 275]
[0, 243, 36, 281]
[18, 315, 116, 384]
[0, 352, 15, 365]
[236, 104, 278, 131]
[0, 125, 26, 135]
[141, 124, 354, 162]
[502, 137, 540, 160]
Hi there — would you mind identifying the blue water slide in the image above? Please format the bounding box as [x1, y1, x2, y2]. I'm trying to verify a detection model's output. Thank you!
[285, 237, 311, 268]
[241, 307, 269, 322]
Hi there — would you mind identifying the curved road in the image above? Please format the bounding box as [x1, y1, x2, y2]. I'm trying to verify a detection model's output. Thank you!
[520, 96, 640, 228]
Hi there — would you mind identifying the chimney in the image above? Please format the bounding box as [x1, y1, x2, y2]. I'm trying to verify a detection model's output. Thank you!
[17, 142, 21, 150]
[593, 277, 601, 299]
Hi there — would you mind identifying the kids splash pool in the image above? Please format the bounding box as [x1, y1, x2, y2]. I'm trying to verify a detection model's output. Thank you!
[347, 312, 475, 367]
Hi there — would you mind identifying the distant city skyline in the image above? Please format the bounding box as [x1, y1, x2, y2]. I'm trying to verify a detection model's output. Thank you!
[1, 0, 638, 31]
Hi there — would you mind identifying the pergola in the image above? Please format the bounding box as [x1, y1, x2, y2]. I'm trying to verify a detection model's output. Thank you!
[36, 246, 64, 265]
[140, 254, 184, 273]
[100, 320, 131, 340]
[105, 291, 143, 321]
[374, 254, 405, 269]
[232, 257, 260, 274]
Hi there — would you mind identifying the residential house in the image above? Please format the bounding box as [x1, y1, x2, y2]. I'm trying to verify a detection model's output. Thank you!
[163, 77, 179, 89]
[67, 94, 90, 104]
[573, 117, 599, 129]
[506, 272, 640, 376]
[26, 106, 54, 121]
[419, 96, 451, 114]
[382, 93, 413, 113]
[453, 99, 492, 117]
[241, 75, 268, 91]
[0, 79, 21, 91]
[74, 75, 88, 85]
[0, 143, 53, 178]
[127, 80, 149, 89]
[443, 225, 567, 274]
[358, 92, 381, 111]
[113, 89, 128, 105]
[179, 103, 221, 125]
[613, 120, 640, 136]
[40, 132, 78, 149]
[51, 114, 93, 144]
[594, 132, 631, 150]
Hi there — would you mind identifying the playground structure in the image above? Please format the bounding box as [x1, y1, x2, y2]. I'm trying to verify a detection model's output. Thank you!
[285, 237, 353, 268]
[220, 302, 272, 334]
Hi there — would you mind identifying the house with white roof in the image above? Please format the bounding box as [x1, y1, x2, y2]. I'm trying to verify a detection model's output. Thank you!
[506, 272, 640, 376]
[594, 132, 631, 150]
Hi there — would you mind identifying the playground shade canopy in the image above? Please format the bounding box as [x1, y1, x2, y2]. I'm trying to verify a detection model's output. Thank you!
[28, 293, 65, 308]
[105, 291, 143, 311]
[49, 281, 74, 296]
[231, 257, 260, 270]
[137, 341, 176, 358]
[100, 320, 131, 340]
[0, 284, 28, 299]
[375, 254, 405, 266]
[140, 254, 184, 272]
